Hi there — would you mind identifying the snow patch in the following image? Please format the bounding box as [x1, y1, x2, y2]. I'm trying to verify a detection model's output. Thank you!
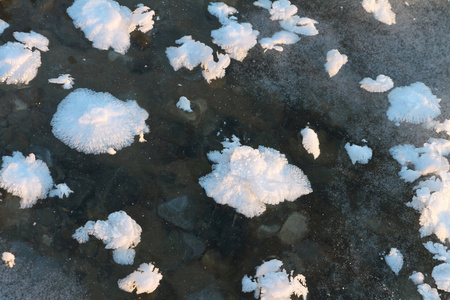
[345, 142, 372, 164]
[301, 127, 320, 159]
[385, 248, 404, 275]
[359, 74, 393, 92]
[48, 74, 74, 89]
[118, 263, 162, 294]
[325, 49, 348, 77]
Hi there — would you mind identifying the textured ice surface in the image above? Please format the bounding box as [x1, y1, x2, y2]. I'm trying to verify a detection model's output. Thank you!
[199, 136, 312, 218]
[345, 143, 372, 165]
[118, 263, 162, 294]
[361, 0, 396, 25]
[13, 31, 49, 52]
[301, 127, 320, 159]
[67, 0, 155, 54]
[0, 42, 42, 85]
[324, 49, 348, 77]
[48, 74, 74, 89]
[72, 211, 142, 265]
[0, 152, 54, 209]
[51, 88, 149, 155]
[359, 75, 393, 92]
[385, 248, 403, 275]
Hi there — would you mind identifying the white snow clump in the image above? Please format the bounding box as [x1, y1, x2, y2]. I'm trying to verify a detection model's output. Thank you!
[176, 96, 193, 112]
[324, 49, 347, 77]
[279, 16, 319, 36]
[259, 31, 299, 52]
[384, 248, 404, 275]
[2, 252, 15, 268]
[361, 0, 396, 25]
[359, 74, 393, 92]
[67, 0, 155, 54]
[300, 127, 320, 159]
[118, 262, 163, 294]
[0, 152, 54, 209]
[409, 271, 440, 300]
[49, 183, 74, 199]
[269, 0, 298, 21]
[0, 19, 9, 35]
[423, 241, 450, 292]
[51, 88, 149, 155]
[13, 31, 49, 52]
[198, 135, 312, 218]
[345, 142, 372, 164]
[48, 74, 74, 89]
[242, 259, 308, 300]
[166, 35, 230, 83]
[386, 82, 441, 125]
[207, 2, 238, 25]
[72, 211, 142, 265]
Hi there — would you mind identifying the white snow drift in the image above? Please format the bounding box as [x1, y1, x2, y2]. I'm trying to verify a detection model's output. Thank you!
[199, 136, 312, 218]
[51, 88, 149, 155]
[72, 211, 142, 265]
[67, 0, 155, 54]
[118, 262, 162, 294]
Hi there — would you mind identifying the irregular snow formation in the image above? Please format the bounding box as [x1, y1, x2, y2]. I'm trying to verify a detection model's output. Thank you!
[166, 36, 230, 83]
[0, 42, 42, 85]
[67, 0, 155, 54]
[242, 259, 308, 299]
[0, 152, 54, 209]
[409, 271, 425, 285]
[2, 252, 15, 268]
[345, 142, 372, 164]
[0, 19, 9, 35]
[279, 16, 319, 36]
[324, 49, 348, 77]
[13, 31, 49, 52]
[300, 127, 320, 159]
[207, 2, 238, 25]
[409, 271, 440, 300]
[118, 263, 163, 294]
[386, 82, 441, 125]
[51, 88, 149, 155]
[424, 242, 450, 292]
[176, 96, 193, 112]
[72, 211, 142, 265]
[359, 75, 393, 92]
[361, 0, 396, 25]
[269, 0, 298, 21]
[259, 31, 299, 52]
[49, 183, 73, 199]
[48, 74, 74, 89]
[199, 136, 312, 218]
[385, 248, 404, 275]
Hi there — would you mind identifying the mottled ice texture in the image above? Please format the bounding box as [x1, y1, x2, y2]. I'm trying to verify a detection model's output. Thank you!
[0, 19, 9, 35]
[0, 42, 42, 85]
[345, 142, 372, 165]
[13, 31, 49, 52]
[48, 74, 74, 89]
[176, 96, 193, 112]
[67, 0, 155, 54]
[301, 127, 320, 159]
[387, 82, 441, 125]
[198, 136, 312, 218]
[2, 252, 15, 268]
[51, 88, 149, 155]
[49, 183, 73, 199]
[325, 49, 347, 77]
[118, 263, 162, 294]
[166, 36, 230, 83]
[207, 2, 238, 25]
[72, 211, 142, 265]
[242, 259, 308, 299]
[385, 248, 403, 275]
[359, 74, 393, 92]
[0, 152, 54, 209]
[361, 0, 396, 25]
[279, 16, 319, 36]
[259, 31, 300, 52]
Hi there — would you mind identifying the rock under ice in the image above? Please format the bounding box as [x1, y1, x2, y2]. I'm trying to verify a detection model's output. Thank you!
[72, 211, 142, 265]
[385, 248, 403, 275]
[242, 259, 308, 299]
[67, 0, 155, 54]
[359, 74, 393, 92]
[198, 135, 312, 218]
[324, 49, 348, 78]
[361, 0, 396, 25]
[118, 262, 162, 294]
[345, 142, 372, 165]
[48, 74, 75, 89]
[2, 252, 15, 268]
[301, 127, 320, 159]
[51, 88, 149, 155]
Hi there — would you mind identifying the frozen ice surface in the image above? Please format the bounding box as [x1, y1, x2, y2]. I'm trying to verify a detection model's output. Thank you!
[301, 127, 320, 159]
[51, 88, 149, 155]
[0, 42, 42, 85]
[0, 19, 10, 35]
[279, 16, 319, 36]
[48, 183, 73, 199]
[385, 248, 403, 275]
[324, 49, 348, 77]
[345, 142, 372, 164]
[208, 2, 238, 25]
[2, 252, 15, 268]
[13, 31, 49, 52]
[387, 82, 441, 125]
[0, 152, 54, 209]
[242, 259, 308, 299]
[259, 30, 300, 52]
[118, 262, 162, 294]
[199, 136, 312, 218]
[269, 0, 298, 21]
[72, 211, 142, 265]
[67, 0, 155, 54]
[176, 96, 193, 112]
[361, 0, 396, 25]
[359, 75, 393, 92]
[48, 74, 74, 89]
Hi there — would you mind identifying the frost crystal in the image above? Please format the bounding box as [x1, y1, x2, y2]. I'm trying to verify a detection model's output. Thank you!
[176, 96, 193, 112]
[362, 0, 396, 25]
[345, 142, 372, 164]
[13, 31, 49, 52]
[0, 42, 42, 85]
[325, 49, 348, 77]
[118, 263, 162, 294]
[385, 248, 404, 275]
[48, 74, 75, 89]
[2, 252, 15, 268]
[359, 75, 393, 92]
[301, 127, 320, 159]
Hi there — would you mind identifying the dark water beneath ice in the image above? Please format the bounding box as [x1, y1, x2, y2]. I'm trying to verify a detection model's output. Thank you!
[0, 0, 449, 299]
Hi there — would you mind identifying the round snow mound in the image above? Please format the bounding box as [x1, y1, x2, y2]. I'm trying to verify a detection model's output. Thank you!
[51, 88, 149, 155]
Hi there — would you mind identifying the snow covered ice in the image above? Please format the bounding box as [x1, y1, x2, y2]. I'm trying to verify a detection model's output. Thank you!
[51, 88, 149, 155]
[199, 136, 312, 218]
[118, 262, 162, 294]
